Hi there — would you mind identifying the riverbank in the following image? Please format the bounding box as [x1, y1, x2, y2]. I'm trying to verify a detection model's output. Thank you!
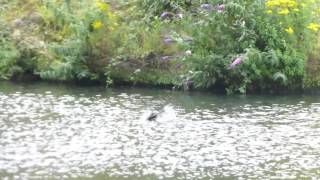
[1, 0, 320, 94]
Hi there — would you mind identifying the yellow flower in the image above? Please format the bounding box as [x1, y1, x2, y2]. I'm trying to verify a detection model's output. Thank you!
[285, 27, 294, 35]
[266, 1, 280, 8]
[92, 20, 103, 30]
[96, 2, 109, 11]
[307, 23, 320, 32]
[278, 8, 290, 15]
[265, 0, 298, 9]
[286, 0, 297, 8]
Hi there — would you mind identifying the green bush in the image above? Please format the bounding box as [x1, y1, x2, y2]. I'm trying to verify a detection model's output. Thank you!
[36, 0, 117, 80]
[173, 0, 319, 93]
[0, 19, 21, 80]
[1, 0, 320, 93]
[134, 0, 195, 21]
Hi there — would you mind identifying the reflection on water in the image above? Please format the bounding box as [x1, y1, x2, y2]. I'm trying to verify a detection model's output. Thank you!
[0, 82, 320, 179]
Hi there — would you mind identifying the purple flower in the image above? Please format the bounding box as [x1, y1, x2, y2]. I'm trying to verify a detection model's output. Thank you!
[160, 12, 175, 20]
[229, 56, 244, 69]
[200, 4, 213, 11]
[216, 4, 225, 13]
[163, 37, 175, 45]
[160, 56, 172, 62]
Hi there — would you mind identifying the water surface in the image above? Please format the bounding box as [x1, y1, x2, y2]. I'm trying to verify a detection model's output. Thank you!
[0, 82, 320, 179]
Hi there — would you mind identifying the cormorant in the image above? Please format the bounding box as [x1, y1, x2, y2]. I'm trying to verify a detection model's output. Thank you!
[147, 112, 158, 121]
[146, 106, 166, 121]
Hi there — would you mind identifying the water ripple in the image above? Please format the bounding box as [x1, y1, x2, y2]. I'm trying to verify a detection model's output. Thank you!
[0, 87, 320, 179]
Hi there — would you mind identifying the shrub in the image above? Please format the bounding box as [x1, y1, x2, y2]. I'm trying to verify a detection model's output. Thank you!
[174, 0, 320, 93]
[1, 0, 320, 93]
[37, 0, 118, 81]
[0, 18, 21, 79]
[135, 0, 195, 21]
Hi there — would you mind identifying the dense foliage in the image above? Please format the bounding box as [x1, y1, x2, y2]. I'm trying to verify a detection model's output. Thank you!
[1, 0, 320, 93]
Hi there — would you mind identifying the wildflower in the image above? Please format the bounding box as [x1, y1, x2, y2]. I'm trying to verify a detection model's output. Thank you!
[307, 23, 320, 32]
[285, 27, 294, 35]
[216, 4, 225, 13]
[278, 8, 290, 15]
[289, 1, 297, 7]
[185, 50, 192, 56]
[96, 2, 109, 11]
[163, 37, 175, 45]
[265, 0, 297, 8]
[92, 20, 102, 30]
[266, 1, 280, 8]
[176, 13, 183, 19]
[229, 56, 244, 69]
[200, 4, 213, 11]
[160, 12, 175, 20]
[160, 56, 173, 62]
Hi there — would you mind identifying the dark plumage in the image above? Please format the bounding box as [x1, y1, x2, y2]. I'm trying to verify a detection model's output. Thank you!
[147, 112, 158, 121]
[146, 106, 166, 121]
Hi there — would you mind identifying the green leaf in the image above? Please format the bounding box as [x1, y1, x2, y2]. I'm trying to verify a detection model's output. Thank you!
[273, 72, 287, 85]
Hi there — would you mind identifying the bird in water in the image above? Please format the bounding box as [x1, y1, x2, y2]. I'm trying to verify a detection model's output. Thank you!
[146, 105, 169, 121]
[147, 112, 158, 121]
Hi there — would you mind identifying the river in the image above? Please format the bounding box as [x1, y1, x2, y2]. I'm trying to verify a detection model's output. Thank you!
[0, 81, 319, 179]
